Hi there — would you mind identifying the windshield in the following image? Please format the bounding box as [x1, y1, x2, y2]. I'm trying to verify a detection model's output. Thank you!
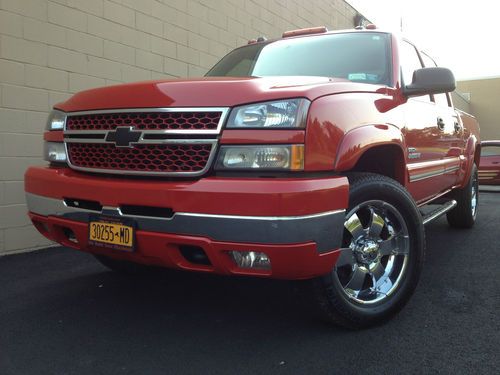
[206, 32, 392, 85]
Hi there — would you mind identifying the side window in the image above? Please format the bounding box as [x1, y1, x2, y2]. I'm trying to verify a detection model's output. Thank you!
[420, 52, 451, 108]
[400, 41, 430, 102]
[434, 92, 450, 108]
[400, 42, 422, 85]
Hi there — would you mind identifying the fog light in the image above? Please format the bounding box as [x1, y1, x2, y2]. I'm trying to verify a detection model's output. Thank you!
[44, 142, 67, 163]
[229, 251, 271, 270]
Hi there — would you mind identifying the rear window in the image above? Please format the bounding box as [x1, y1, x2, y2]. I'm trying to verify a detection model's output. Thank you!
[206, 32, 392, 86]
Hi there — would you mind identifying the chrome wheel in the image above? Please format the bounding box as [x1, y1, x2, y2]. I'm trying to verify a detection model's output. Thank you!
[471, 172, 478, 219]
[313, 174, 424, 328]
[335, 200, 410, 304]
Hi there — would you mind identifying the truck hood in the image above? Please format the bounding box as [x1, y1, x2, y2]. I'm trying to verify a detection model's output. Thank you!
[57, 76, 385, 112]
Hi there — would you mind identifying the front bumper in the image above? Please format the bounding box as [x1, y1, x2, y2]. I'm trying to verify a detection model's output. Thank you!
[25, 167, 349, 279]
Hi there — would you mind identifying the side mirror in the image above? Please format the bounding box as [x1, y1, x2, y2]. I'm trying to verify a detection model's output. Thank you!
[403, 67, 456, 97]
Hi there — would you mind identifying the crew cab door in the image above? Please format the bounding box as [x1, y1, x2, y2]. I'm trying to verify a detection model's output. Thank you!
[420, 52, 465, 187]
[400, 41, 457, 202]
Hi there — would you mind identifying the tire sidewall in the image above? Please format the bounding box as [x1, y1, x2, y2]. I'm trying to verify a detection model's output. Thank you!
[469, 164, 479, 221]
[323, 175, 425, 323]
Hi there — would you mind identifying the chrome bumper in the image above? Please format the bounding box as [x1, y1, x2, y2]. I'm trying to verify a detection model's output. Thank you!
[26, 193, 345, 253]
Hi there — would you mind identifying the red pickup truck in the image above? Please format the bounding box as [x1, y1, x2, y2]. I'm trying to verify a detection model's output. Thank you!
[25, 27, 480, 328]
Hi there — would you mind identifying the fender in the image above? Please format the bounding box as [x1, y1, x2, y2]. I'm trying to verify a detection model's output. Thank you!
[334, 124, 406, 172]
[458, 134, 480, 189]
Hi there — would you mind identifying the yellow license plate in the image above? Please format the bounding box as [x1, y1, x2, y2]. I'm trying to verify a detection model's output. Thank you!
[88, 220, 134, 251]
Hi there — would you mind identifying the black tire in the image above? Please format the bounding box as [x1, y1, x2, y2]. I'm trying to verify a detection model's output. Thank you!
[446, 164, 478, 228]
[94, 254, 157, 276]
[311, 173, 425, 329]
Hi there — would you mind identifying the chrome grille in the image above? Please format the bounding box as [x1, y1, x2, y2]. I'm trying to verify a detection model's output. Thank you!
[63, 108, 229, 176]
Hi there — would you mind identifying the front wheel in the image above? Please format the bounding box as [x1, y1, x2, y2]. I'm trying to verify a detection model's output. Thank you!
[312, 173, 425, 329]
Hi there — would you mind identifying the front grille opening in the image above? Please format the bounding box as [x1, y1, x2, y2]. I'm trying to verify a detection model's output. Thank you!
[32, 220, 49, 236]
[179, 245, 212, 266]
[67, 143, 213, 173]
[66, 111, 222, 131]
[64, 197, 103, 212]
[120, 205, 174, 218]
[63, 227, 78, 244]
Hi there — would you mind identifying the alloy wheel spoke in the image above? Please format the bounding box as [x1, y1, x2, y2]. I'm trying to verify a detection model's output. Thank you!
[344, 213, 365, 240]
[378, 232, 409, 256]
[368, 208, 385, 239]
[370, 261, 386, 284]
[335, 247, 355, 268]
[344, 265, 367, 292]
[339, 199, 411, 304]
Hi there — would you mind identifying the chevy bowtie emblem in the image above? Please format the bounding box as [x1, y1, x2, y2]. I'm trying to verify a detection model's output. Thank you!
[105, 126, 142, 147]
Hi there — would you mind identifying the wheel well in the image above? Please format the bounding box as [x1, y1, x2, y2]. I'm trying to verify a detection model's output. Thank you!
[348, 145, 406, 185]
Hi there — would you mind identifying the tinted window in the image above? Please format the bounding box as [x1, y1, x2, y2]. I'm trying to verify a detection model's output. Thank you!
[400, 41, 430, 102]
[206, 33, 392, 85]
[481, 145, 500, 157]
[400, 41, 422, 85]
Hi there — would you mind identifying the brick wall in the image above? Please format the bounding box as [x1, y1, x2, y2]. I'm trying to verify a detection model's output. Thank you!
[457, 77, 500, 141]
[0, 0, 359, 255]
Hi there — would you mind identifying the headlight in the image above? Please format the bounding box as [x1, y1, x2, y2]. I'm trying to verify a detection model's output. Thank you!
[216, 145, 304, 171]
[44, 142, 67, 163]
[46, 110, 66, 131]
[226, 99, 310, 128]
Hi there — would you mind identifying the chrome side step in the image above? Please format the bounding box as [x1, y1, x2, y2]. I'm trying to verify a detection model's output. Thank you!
[422, 200, 457, 225]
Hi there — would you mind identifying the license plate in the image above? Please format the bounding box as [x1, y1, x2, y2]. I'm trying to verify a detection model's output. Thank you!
[88, 217, 135, 252]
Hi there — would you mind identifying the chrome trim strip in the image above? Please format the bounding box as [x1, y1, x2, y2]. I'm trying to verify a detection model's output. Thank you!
[64, 138, 217, 145]
[410, 166, 461, 182]
[64, 130, 221, 135]
[409, 160, 461, 183]
[27, 193, 345, 222]
[64, 130, 108, 135]
[444, 165, 460, 173]
[26, 192, 345, 252]
[165, 210, 344, 221]
[410, 169, 444, 182]
[64, 107, 230, 135]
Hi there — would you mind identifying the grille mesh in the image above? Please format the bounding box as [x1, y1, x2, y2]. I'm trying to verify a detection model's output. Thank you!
[66, 111, 221, 131]
[67, 143, 213, 173]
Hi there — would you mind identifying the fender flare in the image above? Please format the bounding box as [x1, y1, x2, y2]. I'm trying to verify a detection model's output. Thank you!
[458, 134, 480, 189]
[334, 124, 406, 173]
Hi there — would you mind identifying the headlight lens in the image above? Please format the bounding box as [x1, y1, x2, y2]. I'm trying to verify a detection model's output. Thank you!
[216, 145, 304, 171]
[46, 110, 66, 131]
[44, 142, 67, 163]
[226, 99, 310, 128]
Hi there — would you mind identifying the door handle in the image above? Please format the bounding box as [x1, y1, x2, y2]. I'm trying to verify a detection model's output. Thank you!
[437, 117, 445, 130]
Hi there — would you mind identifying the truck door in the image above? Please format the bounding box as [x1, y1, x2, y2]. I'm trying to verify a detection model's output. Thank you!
[420, 52, 465, 187]
[400, 41, 451, 202]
